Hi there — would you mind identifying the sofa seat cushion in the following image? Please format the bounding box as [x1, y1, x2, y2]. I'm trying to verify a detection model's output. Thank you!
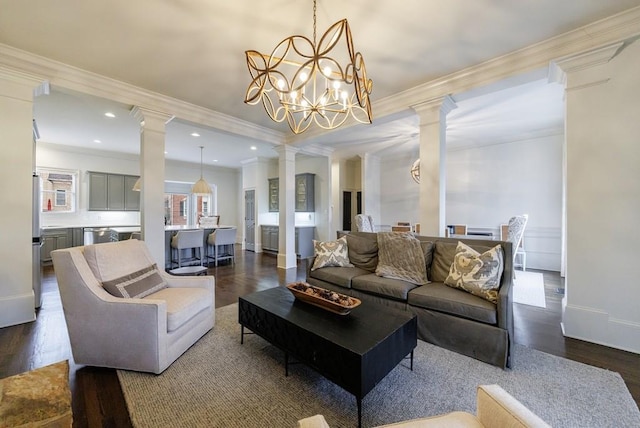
[146, 287, 211, 332]
[408, 282, 497, 324]
[308, 266, 370, 289]
[352, 273, 418, 302]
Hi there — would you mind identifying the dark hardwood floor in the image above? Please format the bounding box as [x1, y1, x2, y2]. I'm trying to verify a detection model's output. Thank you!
[1, 248, 638, 427]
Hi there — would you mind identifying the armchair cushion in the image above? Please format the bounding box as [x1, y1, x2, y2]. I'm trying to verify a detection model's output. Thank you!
[102, 263, 167, 299]
[146, 287, 211, 332]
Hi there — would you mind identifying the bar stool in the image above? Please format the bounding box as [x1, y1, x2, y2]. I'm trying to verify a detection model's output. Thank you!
[206, 227, 237, 266]
[170, 229, 205, 268]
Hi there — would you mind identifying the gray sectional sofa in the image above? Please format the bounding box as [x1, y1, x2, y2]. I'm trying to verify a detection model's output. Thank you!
[305, 231, 514, 368]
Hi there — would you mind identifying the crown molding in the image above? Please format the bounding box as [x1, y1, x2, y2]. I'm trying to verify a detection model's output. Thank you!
[0, 43, 285, 145]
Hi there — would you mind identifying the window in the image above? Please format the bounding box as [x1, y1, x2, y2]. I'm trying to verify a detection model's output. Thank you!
[38, 168, 78, 213]
[164, 193, 189, 225]
[55, 189, 66, 206]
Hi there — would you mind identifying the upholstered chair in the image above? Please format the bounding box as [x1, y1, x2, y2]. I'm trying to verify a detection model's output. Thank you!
[170, 229, 205, 268]
[206, 227, 237, 266]
[51, 239, 215, 374]
[354, 214, 375, 232]
[505, 214, 528, 270]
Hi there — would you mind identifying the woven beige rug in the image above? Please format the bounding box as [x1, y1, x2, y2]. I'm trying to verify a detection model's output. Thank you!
[118, 303, 639, 428]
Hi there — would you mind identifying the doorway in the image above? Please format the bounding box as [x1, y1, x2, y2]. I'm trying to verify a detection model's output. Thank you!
[342, 191, 352, 231]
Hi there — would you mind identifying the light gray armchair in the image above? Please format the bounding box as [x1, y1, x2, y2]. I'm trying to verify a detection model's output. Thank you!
[51, 239, 215, 374]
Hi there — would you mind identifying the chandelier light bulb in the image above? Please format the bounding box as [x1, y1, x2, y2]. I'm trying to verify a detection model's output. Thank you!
[299, 72, 308, 82]
[277, 79, 285, 90]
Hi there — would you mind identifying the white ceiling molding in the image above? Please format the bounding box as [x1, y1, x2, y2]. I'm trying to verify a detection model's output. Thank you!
[0, 42, 285, 146]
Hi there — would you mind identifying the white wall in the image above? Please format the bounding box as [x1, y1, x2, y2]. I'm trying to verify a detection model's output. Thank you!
[380, 133, 564, 271]
[37, 143, 241, 231]
[562, 40, 640, 354]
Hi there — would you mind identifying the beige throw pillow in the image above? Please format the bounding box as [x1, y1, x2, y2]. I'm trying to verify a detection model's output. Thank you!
[444, 241, 504, 304]
[102, 263, 167, 298]
[375, 232, 428, 285]
[311, 236, 354, 271]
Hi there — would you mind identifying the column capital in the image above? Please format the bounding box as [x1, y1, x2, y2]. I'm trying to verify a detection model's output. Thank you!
[549, 41, 624, 85]
[130, 106, 175, 130]
[411, 95, 457, 123]
[274, 144, 299, 160]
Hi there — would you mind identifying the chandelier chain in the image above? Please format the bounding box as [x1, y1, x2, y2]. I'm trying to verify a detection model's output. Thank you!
[312, 0, 317, 46]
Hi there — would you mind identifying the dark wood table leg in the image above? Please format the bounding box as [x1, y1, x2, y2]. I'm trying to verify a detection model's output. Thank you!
[357, 396, 362, 428]
[240, 325, 244, 344]
[410, 349, 414, 371]
[285, 352, 289, 377]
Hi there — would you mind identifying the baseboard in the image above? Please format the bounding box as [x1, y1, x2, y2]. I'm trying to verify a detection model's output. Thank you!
[563, 304, 640, 354]
[0, 292, 35, 328]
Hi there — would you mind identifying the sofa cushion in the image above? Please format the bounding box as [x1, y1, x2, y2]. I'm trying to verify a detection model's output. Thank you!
[308, 266, 370, 289]
[430, 241, 494, 283]
[145, 287, 212, 332]
[345, 233, 378, 272]
[311, 236, 354, 271]
[352, 273, 418, 301]
[418, 240, 435, 281]
[376, 232, 428, 285]
[101, 263, 167, 299]
[444, 242, 504, 304]
[408, 282, 497, 324]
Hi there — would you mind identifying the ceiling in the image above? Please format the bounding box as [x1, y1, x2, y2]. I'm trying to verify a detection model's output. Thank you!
[2, 1, 639, 167]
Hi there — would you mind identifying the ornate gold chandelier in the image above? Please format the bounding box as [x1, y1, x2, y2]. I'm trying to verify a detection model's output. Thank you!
[244, 0, 373, 134]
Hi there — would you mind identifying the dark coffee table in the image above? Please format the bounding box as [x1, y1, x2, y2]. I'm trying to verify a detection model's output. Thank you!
[238, 286, 417, 427]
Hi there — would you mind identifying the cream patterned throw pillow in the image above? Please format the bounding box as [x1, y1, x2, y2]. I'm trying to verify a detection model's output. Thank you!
[102, 264, 167, 298]
[444, 242, 504, 304]
[311, 236, 354, 271]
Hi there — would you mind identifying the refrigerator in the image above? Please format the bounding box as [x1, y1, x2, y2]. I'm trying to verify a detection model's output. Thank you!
[32, 173, 43, 309]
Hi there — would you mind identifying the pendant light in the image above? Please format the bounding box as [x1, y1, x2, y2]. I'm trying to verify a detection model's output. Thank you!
[192, 146, 212, 195]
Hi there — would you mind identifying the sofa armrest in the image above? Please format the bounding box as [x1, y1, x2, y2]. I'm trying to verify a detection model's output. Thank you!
[476, 385, 550, 428]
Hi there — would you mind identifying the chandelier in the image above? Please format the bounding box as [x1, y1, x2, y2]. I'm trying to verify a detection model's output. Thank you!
[244, 0, 373, 134]
[410, 159, 420, 183]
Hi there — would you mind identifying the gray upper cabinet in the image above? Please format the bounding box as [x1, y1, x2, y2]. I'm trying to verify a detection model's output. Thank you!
[89, 172, 140, 211]
[124, 175, 140, 211]
[89, 172, 108, 210]
[268, 173, 315, 213]
[268, 178, 279, 212]
[295, 173, 315, 212]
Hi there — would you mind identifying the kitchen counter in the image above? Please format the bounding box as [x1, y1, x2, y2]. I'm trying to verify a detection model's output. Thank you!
[165, 225, 235, 231]
[110, 226, 141, 233]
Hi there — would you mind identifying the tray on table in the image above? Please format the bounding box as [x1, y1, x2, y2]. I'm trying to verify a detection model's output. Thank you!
[286, 282, 361, 315]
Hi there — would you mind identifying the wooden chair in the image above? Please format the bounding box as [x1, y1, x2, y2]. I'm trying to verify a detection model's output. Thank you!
[391, 225, 411, 232]
[446, 224, 467, 237]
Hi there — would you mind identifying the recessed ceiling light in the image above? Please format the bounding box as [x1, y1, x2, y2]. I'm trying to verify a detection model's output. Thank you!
[250, 146, 257, 150]
[164, 151, 168, 154]
[104, 112, 115, 118]
[213, 159, 218, 162]
[93, 139, 101, 143]
[191, 132, 200, 137]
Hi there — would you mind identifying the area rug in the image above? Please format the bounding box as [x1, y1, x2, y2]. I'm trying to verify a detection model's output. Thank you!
[513, 270, 546, 308]
[118, 303, 639, 428]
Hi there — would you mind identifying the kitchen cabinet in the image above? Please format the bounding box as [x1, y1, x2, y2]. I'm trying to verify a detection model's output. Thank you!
[268, 178, 278, 212]
[295, 173, 315, 212]
[260, 225, 315, 258]
[41, 228, 72, 263]
[89, 172, 140, 211]
[267, 173, 315, 213]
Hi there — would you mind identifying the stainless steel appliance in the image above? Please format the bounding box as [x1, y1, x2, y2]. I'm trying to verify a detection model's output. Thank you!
[32, 173, 43, 309]
[83, 227, 112, 245]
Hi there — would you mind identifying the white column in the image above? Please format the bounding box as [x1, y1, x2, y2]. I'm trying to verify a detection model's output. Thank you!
[360, 153, 381, 223]
[412, 96, 457, 236]
[275, 145, 298, 269]
[0, 67, 43, 327]
[131, 106, 174, 267]
[551, 41, 640, 352]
